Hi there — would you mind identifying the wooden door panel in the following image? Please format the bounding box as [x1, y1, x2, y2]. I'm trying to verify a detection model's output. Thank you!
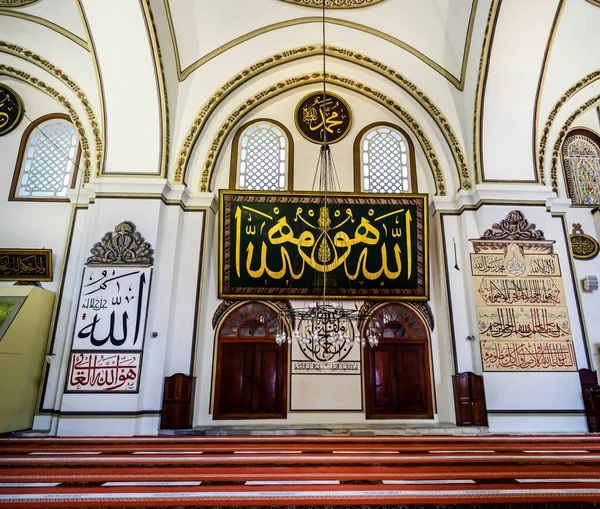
[367, 345, 398, 415]
[397, 345, 428, 415]
[253, 344, 284, 415]
[218, 342, 254, 415]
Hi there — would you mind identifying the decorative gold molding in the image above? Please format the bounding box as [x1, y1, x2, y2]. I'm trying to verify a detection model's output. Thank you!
[164, 0, 478, 90]
[584, 0, 600, 6]
[75, 0, 106, 177]
[0, 64, 92, 183]
[173, 44, 470, 189]
[140, 0, 170, 179]
[279, 0, 386, 7]
[0, 9, 88, 50]
[550, 95, 600, 193]
[198, 72, 447, 196]
[0, 40, 102, 179]
[473, 0, 501, 184]
[537, 70, 600, 187]
[0, 0, 41, 7]
[531, 0, 565, 184]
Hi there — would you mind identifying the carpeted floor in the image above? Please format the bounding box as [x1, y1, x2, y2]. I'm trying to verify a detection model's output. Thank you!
[1, 434, 600, 508]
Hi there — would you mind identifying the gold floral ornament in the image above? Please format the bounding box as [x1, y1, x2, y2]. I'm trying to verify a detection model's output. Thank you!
[87, 222, 154, 266]
[279, 0, 386, 7]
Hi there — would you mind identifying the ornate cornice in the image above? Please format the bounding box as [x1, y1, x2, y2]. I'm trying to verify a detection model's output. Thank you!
[279, 0, 386, 7]
[473, 0, 501, 184]
[141, 0, 170, 179]
[538, 71, 600, 189]
[550, 95, 600, 193]
[174, 44, 469, 190]
[0, 64, 92, 182]
[87, 222, 154, 265]
[198, 72, 447, 196]
[0, 40, 102, 179]
[479, 210, 545, 241]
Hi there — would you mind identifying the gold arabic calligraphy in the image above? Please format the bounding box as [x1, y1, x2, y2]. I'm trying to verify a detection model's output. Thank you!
[235, 205, 413, 282]
[297, 93, 351, 143]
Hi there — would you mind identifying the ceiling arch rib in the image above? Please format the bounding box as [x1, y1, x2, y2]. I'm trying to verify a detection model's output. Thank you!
[0, 40, 103, 178]
[173, 45, 470, 190]
[196, 72, 448, 197]
[550, 95, 600, 194]
[537, 70, 600, 189]
[0, 64, 92, 183]
[0, 9, 88, 50]
[164, 0, 479, 89]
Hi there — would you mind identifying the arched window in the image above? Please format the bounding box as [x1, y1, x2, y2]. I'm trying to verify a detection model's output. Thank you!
[229, 119, 293, 191]
[562, 128, 600, 205]
[10, 114, 80, 201]
[354, 122, 417, 193]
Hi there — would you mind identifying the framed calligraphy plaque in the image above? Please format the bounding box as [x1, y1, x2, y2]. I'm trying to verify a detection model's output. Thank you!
[294, 91, 352, 144]
[66, 351, 141, 392]
[219, 191, 429, 300]
[570, 233, 599, 260]
[0, 249, 52, 281]
[0, 83, 24, 137]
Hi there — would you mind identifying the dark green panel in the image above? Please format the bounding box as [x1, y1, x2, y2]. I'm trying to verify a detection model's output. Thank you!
[220, 191, 428, 300]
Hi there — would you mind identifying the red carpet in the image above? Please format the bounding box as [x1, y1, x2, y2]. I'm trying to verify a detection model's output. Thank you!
[2, 434, 600, 508]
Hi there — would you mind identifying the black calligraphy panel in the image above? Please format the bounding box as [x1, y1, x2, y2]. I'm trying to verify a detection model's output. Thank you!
[0, 249, 52, 281]
[294, 91, 352, 144]
[0, 83, 24, 137]
[220, 191, 428, 300]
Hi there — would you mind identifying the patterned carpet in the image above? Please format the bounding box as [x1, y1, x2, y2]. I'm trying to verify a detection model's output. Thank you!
[1, 434, 600, 508]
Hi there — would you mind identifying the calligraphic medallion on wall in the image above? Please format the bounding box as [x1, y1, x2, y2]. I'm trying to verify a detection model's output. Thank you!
[570, 224, 599, 260]
[0, 83, 24, 137]
[295, 91, 352, 144]
[279, 0, 386, 8]
[220, 191, 428, 300]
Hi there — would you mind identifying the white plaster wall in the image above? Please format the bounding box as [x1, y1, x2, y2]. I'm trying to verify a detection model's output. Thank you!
[0, 79, 73, 295]
[168, 0, 474, 80]
[481, 0, 560, 182]
[442, 203, 591, 432]
[81, 0, 161, 174]
[0, 13, 101, 120]
[537, 0, 600, 141]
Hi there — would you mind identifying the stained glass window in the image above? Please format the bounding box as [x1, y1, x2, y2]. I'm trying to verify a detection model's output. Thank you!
[562, 129, 600, 205]
[12, 115, 79, 200]
[368, 303, 427, 340]
[219, 302, 278, 338]
[359, 125, 412, 193]
[236, 120, 290, 191]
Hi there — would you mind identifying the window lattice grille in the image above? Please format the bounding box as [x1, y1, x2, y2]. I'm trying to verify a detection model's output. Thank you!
[563, 133, 600, 205]
[16, 119, 78, 198]
[238, 122, 287, 191]
[361, 126, 410, 193]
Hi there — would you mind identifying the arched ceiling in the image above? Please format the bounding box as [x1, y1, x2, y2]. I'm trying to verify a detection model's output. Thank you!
[0, 0, 599, 197]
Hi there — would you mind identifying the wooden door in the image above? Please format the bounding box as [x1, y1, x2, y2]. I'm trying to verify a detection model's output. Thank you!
[213, 302, 288, 420]
[160, 373, 195, 429]
[364, 304, 433, 419]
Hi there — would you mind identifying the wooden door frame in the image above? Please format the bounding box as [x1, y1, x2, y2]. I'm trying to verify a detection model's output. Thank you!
[363, 304, 434, 419]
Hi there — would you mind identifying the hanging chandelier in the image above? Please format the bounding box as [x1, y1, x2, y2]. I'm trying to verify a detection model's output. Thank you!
[274, 0, 379, 355]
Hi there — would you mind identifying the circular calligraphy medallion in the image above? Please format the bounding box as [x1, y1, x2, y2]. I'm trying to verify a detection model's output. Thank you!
[0, 83, 24, 137]
[570, 233, 599, 260]
[294, 91, 352, 144]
